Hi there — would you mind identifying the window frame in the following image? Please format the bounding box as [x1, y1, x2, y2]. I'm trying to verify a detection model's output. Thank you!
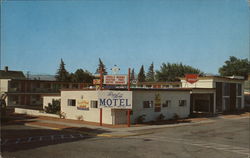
[162, 100, 171, 108]
[179, 100, 187, 107]
[68, 99, 76, 106]
[143, 101, 153, 108]
[90, 100, 98, 108]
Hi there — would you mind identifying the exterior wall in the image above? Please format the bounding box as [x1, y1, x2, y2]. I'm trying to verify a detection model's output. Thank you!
[0, 79, 10, 106]
[43, 96, 61, 109]
[15, 108, 59, 118]
[131, 90, 190, 123]
[181, 79, 214, 88]
[60, 90, 190, 125]
[61, 91, 113, 124]
[0, 79, 10, 92]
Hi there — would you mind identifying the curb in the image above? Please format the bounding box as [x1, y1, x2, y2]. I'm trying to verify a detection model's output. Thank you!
[24, 123, 154, 138]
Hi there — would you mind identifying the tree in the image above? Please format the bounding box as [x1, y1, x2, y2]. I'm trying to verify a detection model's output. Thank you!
[146, 62, 155, 82]
[55, 59, 70, 81]
[138, 65, 146, 82]
[45, 99, 61, 114]
[155, 62, 203, 82]
[219, 56, 250, 78]
[70, 69, 94, 83]
[95, 58, 107, 75]
[131, 68, 135, 80]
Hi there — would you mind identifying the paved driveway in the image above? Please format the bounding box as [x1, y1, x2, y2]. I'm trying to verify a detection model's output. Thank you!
[1, 117, 249, 158]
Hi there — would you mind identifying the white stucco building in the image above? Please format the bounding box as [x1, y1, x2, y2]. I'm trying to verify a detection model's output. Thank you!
[44, 89, 191, 125]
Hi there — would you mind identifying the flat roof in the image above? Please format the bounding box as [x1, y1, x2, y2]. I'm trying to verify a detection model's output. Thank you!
[61, 87, 214, 92]
[9, 79, 91, 84]
[180, 76, 245, 81]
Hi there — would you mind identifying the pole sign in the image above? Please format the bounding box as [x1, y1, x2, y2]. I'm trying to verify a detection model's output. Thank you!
[103, 75, 128, 85]
[185, 74, 198, 84]
[98, 91, 132, 109]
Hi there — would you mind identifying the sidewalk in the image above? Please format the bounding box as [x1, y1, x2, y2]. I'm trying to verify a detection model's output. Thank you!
[24, 116, 215, 138]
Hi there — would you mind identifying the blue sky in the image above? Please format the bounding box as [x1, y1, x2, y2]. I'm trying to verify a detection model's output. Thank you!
[1, 0, 249, 75]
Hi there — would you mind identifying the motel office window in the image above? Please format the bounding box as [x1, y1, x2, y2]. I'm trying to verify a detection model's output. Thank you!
[237, 84, 242, 96]
[143, 101, 153, 108]
[236, 84, 242, 109]
[162, 100, 171, 107]
[223, 83, 230, 96]
[68, 99, 76, 106]
[179, 100, 187, 107]
[90, 101, 98, 108]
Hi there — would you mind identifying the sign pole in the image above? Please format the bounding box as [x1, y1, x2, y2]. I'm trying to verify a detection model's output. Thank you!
[127, 109, 131, 127]
[100, 68, 103, 126]
[127, 68, 131, 127]
[100, 108, 103, 126]
[100, 68, 103, 90]
[128, 68, 131, 91]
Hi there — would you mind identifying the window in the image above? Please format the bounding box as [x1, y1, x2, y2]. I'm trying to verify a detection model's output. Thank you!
[143, 101, 153, 108]
[179, 100, 187, 107]
[223, 97, 230, 111]
[237, 84, 242, 96]
[68, 99, 76, 106]
[63, 84, 69, 88]
[90, 100, 98, 108]
[223, 83, 230, 96]
[43, 83, 51, 88]
[162, 100, 171, 107]
[72, 84, 79, 89]
[237, 97, 242, 108]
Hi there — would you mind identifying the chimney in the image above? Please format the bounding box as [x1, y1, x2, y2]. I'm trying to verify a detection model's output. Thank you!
[4, 66, 8, 72]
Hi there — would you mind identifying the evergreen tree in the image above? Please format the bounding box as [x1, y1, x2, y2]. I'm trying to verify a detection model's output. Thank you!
[55, 59, 70, 81]
[146, 62, 155, 82]
[131, 68, 135, 80]
[138, 65, 146, 82]
[95, 58, 107, 75]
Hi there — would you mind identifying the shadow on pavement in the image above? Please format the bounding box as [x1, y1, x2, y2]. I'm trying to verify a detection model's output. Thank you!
[1, 114, 111, 153]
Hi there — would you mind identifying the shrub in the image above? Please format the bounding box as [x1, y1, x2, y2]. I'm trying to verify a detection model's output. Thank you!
[58, 112, 66, 119]
[136, 114, 146, 124]
[76, 115, 84, 121]
[45, 99, 60, 114]
[172, 113, 180, 120]
[156, 114, 165, 121]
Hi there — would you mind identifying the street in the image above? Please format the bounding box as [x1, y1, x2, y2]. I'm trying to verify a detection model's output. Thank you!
[1, 117, 249, 158]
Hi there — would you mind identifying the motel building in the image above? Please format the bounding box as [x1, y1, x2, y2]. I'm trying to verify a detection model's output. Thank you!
[43, 74, 245, 125]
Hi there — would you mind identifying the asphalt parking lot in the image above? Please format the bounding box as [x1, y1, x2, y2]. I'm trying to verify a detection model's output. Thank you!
[1, 116, 249, 158]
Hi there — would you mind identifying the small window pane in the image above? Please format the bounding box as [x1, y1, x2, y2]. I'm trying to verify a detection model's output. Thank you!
[91, 101, 98, 108]
[223, 83, 230, 96]
[143, 101, 153, 108]
[163, 100, 171, 107]
[237, 84, 242, 96]
[68, 99, 76, 106]
[179, 100, 187, 107]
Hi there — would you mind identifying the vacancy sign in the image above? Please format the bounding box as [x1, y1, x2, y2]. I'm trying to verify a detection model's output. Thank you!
[104, 75, 127, 85]
[98, 91, 132, 109]
[185, 74, 198, 84]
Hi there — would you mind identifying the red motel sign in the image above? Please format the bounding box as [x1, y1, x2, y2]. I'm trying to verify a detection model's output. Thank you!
[185, 74, 198, 84]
